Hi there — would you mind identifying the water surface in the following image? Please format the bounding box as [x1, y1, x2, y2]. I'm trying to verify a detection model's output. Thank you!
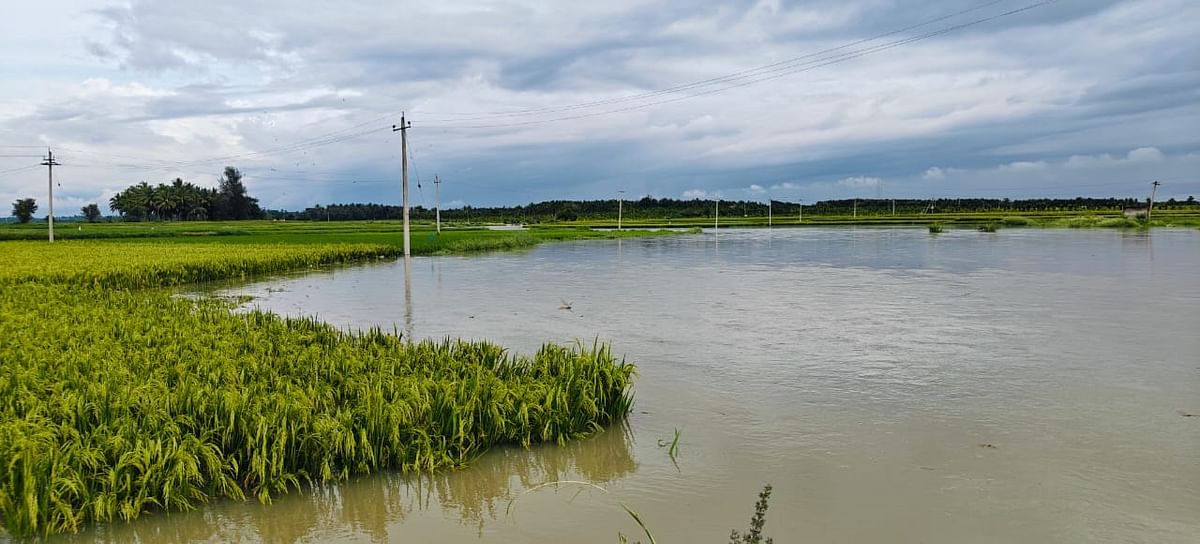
[62, 228, 1200, 543]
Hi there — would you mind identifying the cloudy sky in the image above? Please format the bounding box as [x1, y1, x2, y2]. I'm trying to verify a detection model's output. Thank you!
[1, 0, 1197, 214]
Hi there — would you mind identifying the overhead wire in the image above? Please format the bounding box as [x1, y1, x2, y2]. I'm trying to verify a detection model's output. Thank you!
[416, 0, 1015, 122]
[0, 164, 41, 175]
[421, 0, 1058, 130]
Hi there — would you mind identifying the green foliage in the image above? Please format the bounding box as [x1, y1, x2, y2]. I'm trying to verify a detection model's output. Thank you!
[81, 203, 102, 222]
[978, 222, 1000, 233]
[109, 168, 262, 222]
[729, 485, 774, 544]
[928, 223, 945, 234]
[1096, 217, 1144, 228]
[1001, 216, 1031, 226]
[1056, 216, 1151, 229]
[656, 428, 681, 462]
[0, 241, 636, 537]
[10, 198, 37, 224]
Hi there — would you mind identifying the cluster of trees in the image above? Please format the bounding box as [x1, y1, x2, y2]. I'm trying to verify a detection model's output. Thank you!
[265, 195, 1198, 223]
[109, 167, 262, 221]
[803, 197, 1200, 215]
[10, 198, 37, 223]
[8, 199, 103, 223]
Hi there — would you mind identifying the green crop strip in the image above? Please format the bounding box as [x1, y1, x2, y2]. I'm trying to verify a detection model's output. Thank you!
[0, 241, 635, 537]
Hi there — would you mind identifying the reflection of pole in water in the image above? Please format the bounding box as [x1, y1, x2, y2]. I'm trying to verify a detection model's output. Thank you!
[403, 256, 414, 340]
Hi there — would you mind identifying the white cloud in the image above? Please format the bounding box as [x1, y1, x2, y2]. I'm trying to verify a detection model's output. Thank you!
[837, 176, 882, 188]
[923, 167, 945, 180]
[682, 189, 724, 199]
[747, 184, 766, 194]
[1126, 146, 1165, 163]
[998, 161, 1048, 172]
[1065, 146, 1166, 170]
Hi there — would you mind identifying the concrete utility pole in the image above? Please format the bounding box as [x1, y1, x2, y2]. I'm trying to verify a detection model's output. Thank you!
[891, 198, 896, 216]
[617, 190, 625, 231]
[714, 199, 719, 231]
[1148, 180, 1160, 220]
[798, 199, 803, 223]
[392, 114, 413, 256]
[768, 198, 772, 227]
[41, 148, 59, 243]
[853, 199, 857, 218]
[434, 174, 442, 234]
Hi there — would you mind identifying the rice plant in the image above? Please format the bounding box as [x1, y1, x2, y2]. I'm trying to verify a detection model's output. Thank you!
[928, 223, 945, 234]
[0, 242, 637, 537]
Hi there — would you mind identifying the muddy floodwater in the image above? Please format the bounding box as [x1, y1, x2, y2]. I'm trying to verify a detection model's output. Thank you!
[58, 228, 1200, 543]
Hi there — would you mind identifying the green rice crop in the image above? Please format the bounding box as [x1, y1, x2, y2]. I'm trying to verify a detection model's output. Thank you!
[978, 222, 1000, 233]
[1001, 216, 1032, 226]
[0, 241, 400, 288]
[0, 242, 636, 537]
[928, 223, 945, 234]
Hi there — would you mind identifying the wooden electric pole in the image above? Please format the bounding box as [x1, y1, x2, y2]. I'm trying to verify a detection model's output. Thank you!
[392, 114, 412, 256]
[41, 148, 59, 243]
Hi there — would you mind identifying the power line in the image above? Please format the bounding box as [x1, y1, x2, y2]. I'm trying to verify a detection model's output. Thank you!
[27, 1, 1055, 176]
[418, 0, 1014, 123]
[0, 164, 41, 175]
[423, 0, 1057, 131]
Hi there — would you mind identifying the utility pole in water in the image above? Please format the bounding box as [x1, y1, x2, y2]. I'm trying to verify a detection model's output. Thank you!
[1148, 180, 1160, 220]
[617, 190, 625, 231]
[392, 114, 413, 256]
[434, 174, 442, 233]
[768, 198, 772, 228]
[40, 148, 59, 243]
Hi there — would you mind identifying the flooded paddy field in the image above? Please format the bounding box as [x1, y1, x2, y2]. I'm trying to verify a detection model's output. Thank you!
[53, 227, 1200, 543]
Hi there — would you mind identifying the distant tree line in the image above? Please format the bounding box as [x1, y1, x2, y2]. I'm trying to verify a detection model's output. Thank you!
[109, 167, 262, 221]
[264, 195, 1198, 223]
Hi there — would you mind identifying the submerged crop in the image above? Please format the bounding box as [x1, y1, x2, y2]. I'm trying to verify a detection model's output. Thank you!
[0, 242, 635, 537]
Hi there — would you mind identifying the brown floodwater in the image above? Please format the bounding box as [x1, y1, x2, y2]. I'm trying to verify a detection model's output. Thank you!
[42, 227, 1200, 543]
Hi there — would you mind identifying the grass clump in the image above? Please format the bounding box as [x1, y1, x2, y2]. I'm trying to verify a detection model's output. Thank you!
[1096, 217, 1145, 228]
[978, 222, 1000, 233]
[928, 223, 945, 234]
[1001, 216, 1032, 226]
[0, 242, 637, 537]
